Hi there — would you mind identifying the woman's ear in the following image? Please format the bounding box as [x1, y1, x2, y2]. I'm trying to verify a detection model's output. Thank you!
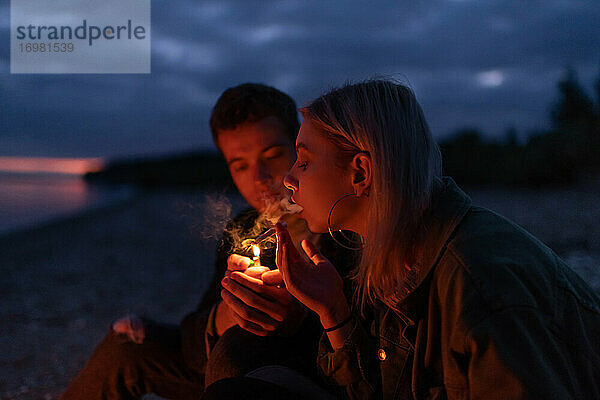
[351, 152, 372, 197]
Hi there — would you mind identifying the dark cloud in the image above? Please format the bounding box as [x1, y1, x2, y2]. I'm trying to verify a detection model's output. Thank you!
[1, 0, 598, 158]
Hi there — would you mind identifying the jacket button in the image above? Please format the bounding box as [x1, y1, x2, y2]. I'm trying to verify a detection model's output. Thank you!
[377, 348, 387, 361]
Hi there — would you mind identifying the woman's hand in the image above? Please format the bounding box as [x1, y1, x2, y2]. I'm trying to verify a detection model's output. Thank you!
[273, 222, 350, 329]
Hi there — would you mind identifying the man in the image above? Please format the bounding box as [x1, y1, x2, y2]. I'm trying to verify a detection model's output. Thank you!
[60, 83, 353, 399]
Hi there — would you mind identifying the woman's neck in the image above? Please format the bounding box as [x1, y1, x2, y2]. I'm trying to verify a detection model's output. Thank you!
[346, 195, 370, 239]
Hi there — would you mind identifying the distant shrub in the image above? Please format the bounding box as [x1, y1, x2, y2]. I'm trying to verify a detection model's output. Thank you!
[441, 68, 600, 187]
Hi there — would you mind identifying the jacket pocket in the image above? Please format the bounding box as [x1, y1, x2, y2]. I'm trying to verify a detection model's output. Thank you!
[378, 337, 412, 400]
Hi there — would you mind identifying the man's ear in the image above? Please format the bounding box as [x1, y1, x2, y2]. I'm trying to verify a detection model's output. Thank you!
[351, 152, 372, 197]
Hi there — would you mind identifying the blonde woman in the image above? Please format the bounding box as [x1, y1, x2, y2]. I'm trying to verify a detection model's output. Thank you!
[250, 80, 600, 399]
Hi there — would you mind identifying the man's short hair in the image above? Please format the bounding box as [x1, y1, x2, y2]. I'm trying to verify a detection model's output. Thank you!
[210, 83, 300, 147]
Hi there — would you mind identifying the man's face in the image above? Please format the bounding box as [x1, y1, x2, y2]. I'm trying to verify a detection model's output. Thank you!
[217, 116, 296, 212]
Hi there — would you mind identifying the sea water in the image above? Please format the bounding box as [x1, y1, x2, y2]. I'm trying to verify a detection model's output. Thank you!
[0, 172, 134, 235]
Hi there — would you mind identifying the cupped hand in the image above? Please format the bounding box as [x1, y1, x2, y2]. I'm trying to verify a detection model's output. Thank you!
[226, 254, 270, 278]
[222, 253, 306, 336]
[275, 222, 350, 327]
[221, 272, 306, 336]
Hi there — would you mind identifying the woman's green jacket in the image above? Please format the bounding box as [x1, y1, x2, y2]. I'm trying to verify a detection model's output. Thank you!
[318, 177, 600, 400]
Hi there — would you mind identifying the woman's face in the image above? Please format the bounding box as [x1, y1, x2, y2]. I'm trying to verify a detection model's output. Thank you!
[284, 119, 356, 233]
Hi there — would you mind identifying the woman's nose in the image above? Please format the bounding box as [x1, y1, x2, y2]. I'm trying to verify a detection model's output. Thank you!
[283, 173, 298, 191]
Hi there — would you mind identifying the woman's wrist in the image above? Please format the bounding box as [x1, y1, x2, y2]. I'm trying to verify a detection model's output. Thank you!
[323, 314, 353, 332]
[319, 301, 351, 331]
[320, 302, 354, 350]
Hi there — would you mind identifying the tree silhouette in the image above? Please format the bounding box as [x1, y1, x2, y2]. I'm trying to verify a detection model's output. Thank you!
[547, 68, 600, 175]
[595, 68, 600, 118]
[440, 67, 600, 187]
[551, 68, 596, 131]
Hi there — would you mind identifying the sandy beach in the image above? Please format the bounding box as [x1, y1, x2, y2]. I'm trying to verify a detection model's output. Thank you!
[1, 189, 247, 399]
[1, 184, 599, 399]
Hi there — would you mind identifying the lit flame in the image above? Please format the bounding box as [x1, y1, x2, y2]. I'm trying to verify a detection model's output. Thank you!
[252, 244, 260, 259]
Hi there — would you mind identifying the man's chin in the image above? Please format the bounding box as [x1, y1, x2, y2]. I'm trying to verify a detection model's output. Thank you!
[255, 194, 283, 210]
[261, 190, 283, 201]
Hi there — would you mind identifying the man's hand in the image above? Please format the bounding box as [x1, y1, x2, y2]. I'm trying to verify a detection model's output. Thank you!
[112, 314, 145, 344]
[225, 254, 270, 278]
[214, 300, 237, 336]
[214, 254, 271, 336]
[220, 254, 307, 336]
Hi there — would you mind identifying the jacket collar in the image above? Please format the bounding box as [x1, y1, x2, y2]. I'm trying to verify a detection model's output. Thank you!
[399, 177, 472, 321]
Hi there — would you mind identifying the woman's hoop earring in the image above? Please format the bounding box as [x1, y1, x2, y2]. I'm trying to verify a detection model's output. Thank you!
[327, 193, 365, 251]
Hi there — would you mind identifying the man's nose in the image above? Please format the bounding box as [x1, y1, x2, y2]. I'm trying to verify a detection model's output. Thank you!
[254, 161, 272, 184]
[283, 173, 298, 191]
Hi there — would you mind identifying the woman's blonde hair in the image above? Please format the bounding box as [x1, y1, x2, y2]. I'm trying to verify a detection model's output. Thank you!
[300, 79, 442, 314]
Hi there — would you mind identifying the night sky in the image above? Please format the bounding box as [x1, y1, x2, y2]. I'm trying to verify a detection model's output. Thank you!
[1, 0, 598, 159]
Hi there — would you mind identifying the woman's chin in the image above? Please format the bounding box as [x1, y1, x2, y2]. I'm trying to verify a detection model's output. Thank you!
[292, 210, 327, 234]
[305, 220, 328, 235]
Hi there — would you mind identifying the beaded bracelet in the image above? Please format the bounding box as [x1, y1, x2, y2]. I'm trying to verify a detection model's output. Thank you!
[323, 314, 353, 332]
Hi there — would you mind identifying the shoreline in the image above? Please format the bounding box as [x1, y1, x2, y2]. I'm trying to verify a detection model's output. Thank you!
[0, 172, 136, 239]
[0, 194, 139, 242]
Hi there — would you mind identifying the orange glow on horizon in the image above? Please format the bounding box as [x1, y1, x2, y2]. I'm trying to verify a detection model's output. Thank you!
[0, 157, 105, 175]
